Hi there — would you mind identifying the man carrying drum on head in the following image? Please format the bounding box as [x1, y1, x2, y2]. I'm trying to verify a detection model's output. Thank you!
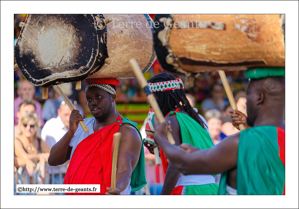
[153, 68, 285, 195]
[48, 78, 146, 195]
[144, 72, 219, 195]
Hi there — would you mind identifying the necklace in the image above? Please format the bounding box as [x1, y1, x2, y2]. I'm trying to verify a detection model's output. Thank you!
[27, 144, 35, 153]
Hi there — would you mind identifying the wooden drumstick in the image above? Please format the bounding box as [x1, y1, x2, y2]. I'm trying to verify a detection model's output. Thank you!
[42, 87, 48, 100]
[111, 132, 121, 190]
[53, 85, 90, 133]
[129, 59, 175, 145]
[218, 70, 245, 131]
[153, 147, 161, 166]
[144, 184, 151, 195]
[145, 135, 161, 166]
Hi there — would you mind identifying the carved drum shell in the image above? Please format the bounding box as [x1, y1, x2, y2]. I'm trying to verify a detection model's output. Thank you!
[87, 14, 156, 79]
[155, 14, 285, 73]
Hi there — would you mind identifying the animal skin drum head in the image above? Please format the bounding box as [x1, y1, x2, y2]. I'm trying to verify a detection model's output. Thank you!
[15, 14, 156, 87]
[15, 14, 99, 87]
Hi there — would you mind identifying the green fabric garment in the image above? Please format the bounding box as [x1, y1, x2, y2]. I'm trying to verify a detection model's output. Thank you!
[185, 183, 219, 195]
[245, 67, 285, 79]
[169, 111, 219, 194]
[170, 111, 214, 150]
[218, 126, 285, 195]
[122, 118, 147, 192]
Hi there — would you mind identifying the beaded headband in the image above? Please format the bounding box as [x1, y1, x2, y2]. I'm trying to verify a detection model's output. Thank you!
[86, 84, 116, 95]
[148, 78, 184, 92]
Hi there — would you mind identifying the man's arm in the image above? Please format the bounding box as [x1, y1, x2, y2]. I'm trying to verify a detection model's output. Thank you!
[154, 119, 239, 175]
[107, 124, 142, 194]
[48, 110, 82, 166]
[160, 164, 180, 195]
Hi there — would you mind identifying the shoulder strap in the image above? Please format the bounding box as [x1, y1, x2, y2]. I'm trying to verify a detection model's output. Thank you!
[121, 117, 138, 128]
[16, 138, 28, 154]
[37, 138, 42, 153]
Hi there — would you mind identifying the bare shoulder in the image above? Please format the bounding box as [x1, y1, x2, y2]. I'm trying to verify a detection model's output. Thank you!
[165, 114, 181, 145]
[165, 114, 179, 130]
[118, 123, 142, 147]
[14, 137, 21, 145]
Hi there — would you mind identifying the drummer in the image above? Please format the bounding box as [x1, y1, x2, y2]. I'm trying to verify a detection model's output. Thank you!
[144, 72, 218, 195]
[48, 78, 146, 195]
[153, 68, 285, 195]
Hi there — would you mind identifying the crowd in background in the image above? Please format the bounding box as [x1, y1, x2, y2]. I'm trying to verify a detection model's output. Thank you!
[13, 76, 247, 195]
[14, 14, 248, 195]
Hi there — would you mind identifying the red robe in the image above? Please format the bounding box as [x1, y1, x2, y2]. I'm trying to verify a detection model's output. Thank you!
[64, 117, 122, 195]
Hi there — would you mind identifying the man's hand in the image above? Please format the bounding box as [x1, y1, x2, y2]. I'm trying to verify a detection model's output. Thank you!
[179, 143, 200, 154]
[229, 109, 250, 130]
[69, 110, 84, 135]
[153, 117, 172, 145]
[106, 187, 121, 195]
[143, 140, 157, 155]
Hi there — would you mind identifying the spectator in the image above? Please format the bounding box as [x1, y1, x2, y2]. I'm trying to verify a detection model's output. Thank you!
[41, 101, 73, 184]
[205, 109, 227, 146]
[202, 84, 229, 113]
[234, 91, 247, 115]
[15, 100, 36, 137]
[186, 93, 210, 133]
[14, 113, 50, 184]
[14, 156, 35, 195]
[14, 80, 44, 127]
[221, 104, 232, 120]
[42, 83, 83, 123]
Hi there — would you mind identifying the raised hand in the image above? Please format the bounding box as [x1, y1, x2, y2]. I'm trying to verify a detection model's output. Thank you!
[69, 110, 84, 135]
[229, 109, 250, 130]
[143, 139, 157, 154]
[153, 118, 172, 145]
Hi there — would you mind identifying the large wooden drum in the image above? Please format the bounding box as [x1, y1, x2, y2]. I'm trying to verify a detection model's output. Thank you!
[154, 14, 285, 75]
[15, 14, 155, 87]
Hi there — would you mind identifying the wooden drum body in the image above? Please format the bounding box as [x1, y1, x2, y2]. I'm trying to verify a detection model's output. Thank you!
[15, 14, 155, 87]
[88, 14, 156, 79]
[154, 14, 285, 75]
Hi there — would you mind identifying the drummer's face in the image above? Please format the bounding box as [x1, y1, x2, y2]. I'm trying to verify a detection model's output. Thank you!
[86, 87, 115, 119]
